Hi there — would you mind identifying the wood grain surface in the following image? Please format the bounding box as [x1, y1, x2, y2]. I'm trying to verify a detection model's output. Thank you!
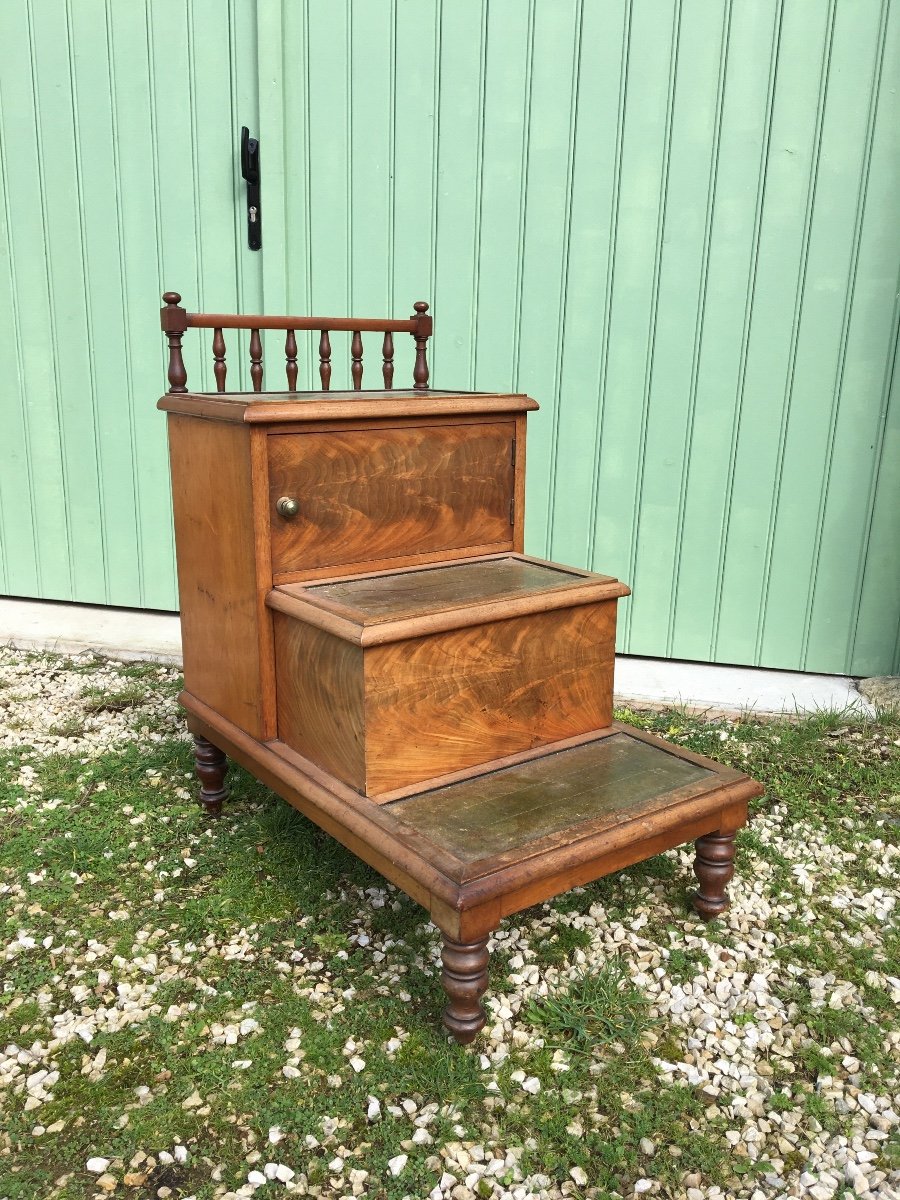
[272, 598, 617, 798]
[273, 612, 366, 791]
[157, 391, 539, 423]
[167, 415, 264, 737]
[268, 421, 515, 573]
[363, 601, 617, 795]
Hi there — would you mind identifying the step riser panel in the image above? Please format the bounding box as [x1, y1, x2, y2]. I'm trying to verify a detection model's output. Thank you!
[273, 600, 617, 798]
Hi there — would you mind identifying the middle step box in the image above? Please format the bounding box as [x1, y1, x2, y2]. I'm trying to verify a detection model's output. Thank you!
[267, 553, 630, 802]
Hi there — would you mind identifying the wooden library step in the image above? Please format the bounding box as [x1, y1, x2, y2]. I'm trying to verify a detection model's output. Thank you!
[266, 553, 630, 800]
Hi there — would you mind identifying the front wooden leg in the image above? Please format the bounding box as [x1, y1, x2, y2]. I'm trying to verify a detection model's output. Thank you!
[692, 831, 736, 920]
[193, 735, 228, 817]
[441, 936, 490, 1045]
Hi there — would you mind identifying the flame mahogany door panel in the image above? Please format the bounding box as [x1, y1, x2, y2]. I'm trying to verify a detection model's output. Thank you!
[267, 420, 516, 577]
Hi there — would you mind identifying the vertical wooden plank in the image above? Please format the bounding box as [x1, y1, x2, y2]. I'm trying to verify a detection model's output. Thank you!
[712, 0, 835, 665]
[758, 0, 889, 670]
[231, 0, 263, 391]
[0, 2, 40, 597]
[390, 0, 439, 386]
[806, 0, 900, 674]
[667, 0, 782, 663]
[106, 0, 177, 608]
[467, 0, 533, 394]
[68, 0, 139, 606]
[513, 0, 581, 559]
[430, 0, 489, 389]
[277, 0, 314, 383]
[28, 0, 105, 602]
[305, 0, 351, 388]
[586, 0, 681, 645]
[545, 0, 628, 571]
[624, 0, 729, 658]
[349, 0, 392, 318]
[256, 0, 287, 382]
[851, 334, 900, 676]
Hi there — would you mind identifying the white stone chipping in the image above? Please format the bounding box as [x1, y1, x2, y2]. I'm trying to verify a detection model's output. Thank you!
[1, 646, 898, 1199]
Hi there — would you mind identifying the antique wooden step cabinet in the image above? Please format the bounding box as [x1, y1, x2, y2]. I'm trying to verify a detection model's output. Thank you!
[159, 293, 763, 1043]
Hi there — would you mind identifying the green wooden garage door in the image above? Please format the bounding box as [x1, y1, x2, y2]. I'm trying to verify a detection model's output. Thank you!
[2, 0, 899, 676]
[0, 0, 263, 612]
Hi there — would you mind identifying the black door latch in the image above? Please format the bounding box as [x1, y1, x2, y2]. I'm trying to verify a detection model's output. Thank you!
[241, 126, 261, 251]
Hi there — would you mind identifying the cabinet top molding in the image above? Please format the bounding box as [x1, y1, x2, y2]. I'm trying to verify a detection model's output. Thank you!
[157, 389, 539, 423]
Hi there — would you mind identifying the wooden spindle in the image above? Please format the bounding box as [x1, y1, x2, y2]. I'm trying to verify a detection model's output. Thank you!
[249, 328, 263, 392]
[319, 330, 332, 390]
[285, 329, 298, 391]
[382, 331, 394, 389]
[160, 291, 188, 393]
[412, 300, 431, 390]
[351, 330, 363, 390]
[212, 327, 226, 392]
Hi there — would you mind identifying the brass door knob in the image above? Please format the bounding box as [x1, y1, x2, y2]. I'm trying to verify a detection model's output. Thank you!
[276, 496, 300, 519]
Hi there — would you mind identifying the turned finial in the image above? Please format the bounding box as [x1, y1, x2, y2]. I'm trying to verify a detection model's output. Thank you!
[160, 291, 189, 393]
[411, 301, 432, 391]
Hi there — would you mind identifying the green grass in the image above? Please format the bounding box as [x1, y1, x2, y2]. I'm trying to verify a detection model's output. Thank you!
[525, 958, 651, 1058]
[0, 651, 898, 1199]
[80, 682, 154, 714]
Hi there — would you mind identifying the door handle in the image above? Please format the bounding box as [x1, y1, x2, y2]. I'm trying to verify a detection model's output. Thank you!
[241, 126, 261, 251]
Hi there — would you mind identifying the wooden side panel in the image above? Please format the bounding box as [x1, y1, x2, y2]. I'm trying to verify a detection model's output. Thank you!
[273, 611, 366, 793]
[364, 602, 617, 797]
[268, 421, 515, 574]
[168, 414, 263, 737]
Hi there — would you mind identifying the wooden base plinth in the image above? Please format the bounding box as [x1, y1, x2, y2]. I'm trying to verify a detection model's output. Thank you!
[441, 936, 490, 1044]
[193, 735, 228, 817]
[181, 695, 761, 1042]
[692, 831, 736, 919]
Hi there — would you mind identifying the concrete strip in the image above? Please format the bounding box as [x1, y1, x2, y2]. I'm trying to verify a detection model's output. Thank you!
[0, 597, 874, 716]
[0, 598, 182, 664]
[614, 655, 873, 718]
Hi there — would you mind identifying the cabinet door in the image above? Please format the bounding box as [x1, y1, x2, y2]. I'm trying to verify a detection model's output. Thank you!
[267, 421, 515, 577]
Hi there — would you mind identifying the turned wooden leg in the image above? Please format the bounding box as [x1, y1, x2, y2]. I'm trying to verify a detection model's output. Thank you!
[193, 735, 228, 817]
[441, 936, 490, 1045]
[692, 831, 736, 920]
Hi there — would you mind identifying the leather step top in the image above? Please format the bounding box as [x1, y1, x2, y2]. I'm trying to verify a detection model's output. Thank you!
[267, 552, 630, 646]
[386, 727, 734, 879]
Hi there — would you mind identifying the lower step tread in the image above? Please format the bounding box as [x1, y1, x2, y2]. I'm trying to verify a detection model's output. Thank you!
[386, 727, 741, 869]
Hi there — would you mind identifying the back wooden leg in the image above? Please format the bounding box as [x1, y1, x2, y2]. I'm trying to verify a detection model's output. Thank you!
[692, 831, 736, 919]
[441, 936, 490, 1045]
[193, 735, 228, 817]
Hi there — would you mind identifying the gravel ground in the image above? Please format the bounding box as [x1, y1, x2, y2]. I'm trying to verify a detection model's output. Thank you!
[0, 646, 898, 1200]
